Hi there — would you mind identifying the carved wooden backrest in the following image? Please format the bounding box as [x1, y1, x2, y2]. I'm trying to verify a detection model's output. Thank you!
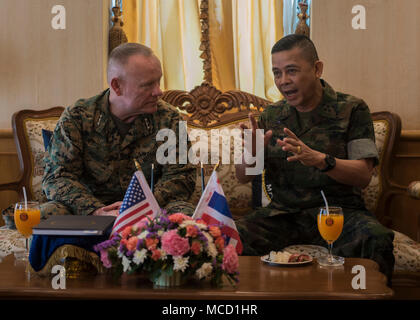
[162, 82, 271, 128]
[11, 107, 64, 201]
[365, 111, 401, 225]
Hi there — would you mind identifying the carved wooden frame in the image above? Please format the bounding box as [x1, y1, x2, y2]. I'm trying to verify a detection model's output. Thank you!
[0, 107, 64, 201]
[162, 82, 271, 128]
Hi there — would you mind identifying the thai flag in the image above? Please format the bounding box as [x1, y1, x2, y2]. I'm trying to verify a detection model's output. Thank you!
[193, 171, 243, 254]
[112, 170, 160, 235]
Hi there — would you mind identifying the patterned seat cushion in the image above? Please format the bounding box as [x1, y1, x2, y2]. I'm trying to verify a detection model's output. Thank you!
[24, 118, 60, 202]
[408, 181, 420, 199]
[361, 120, 388, 213]
[186, 119, 253, 217]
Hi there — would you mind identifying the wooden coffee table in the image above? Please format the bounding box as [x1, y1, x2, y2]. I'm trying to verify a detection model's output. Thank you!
[0, 254, 393, 300]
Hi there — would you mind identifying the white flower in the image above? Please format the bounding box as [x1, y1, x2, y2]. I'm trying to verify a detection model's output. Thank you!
[196, 262, 213, 279]
[179, 220, 196, 228]
[157, 230, 164, 237]
[207, 242, 218, 258]
[160, 250, 168, 260]
[138, 230, 148, 239]
[173, 256, 189, 272]
[180, 220, 207, 230]
[122, 255, 131, 272]
[202, 231, 214, 243]
[202, 231, 217, 257]
[133, 248, 148, 265]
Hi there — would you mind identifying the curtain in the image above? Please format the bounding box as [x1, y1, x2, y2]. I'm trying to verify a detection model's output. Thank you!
[121, 0, 284, 101]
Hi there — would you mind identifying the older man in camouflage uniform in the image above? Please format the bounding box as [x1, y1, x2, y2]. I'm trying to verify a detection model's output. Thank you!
[41, 43, 196, 217]
[235, 34, 395, 282]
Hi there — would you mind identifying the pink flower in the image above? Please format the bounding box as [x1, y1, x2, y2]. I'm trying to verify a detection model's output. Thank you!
[186, 225, 198, 238]
[145, 238, 159, 250]
[222, 244, 239, 274]
[134, 216, 150, 231]
[126, 236, 138, 251]
[161, 230, 190, 256]
[191, 241, 202, 255]
[100, 250, 112, 268]
[168, 213, 192, 224]
[151, 249, 161, 261]
[209, 226, 221, 238]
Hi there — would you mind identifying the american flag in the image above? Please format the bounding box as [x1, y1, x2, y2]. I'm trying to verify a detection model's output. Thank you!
[193, 171, 243, 254]
[112, 170, 160, 235]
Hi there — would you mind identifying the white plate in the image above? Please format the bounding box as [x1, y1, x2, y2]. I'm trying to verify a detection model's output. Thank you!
[260, 254, 313, 266]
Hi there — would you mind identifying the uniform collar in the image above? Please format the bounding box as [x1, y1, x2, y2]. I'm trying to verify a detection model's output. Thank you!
[94, 89, 113, 133]
[94, 89, 156, 137]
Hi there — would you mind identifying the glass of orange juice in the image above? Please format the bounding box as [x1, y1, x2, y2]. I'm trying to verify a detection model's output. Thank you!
[14, 201, 41, 261]
[317, 206, 345, 267]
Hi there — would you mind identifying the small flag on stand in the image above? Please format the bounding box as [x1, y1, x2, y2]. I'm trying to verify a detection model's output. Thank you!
[111, 160, 160, 235]
[193, 169, 243, 254]
[200, 162, 205, 194]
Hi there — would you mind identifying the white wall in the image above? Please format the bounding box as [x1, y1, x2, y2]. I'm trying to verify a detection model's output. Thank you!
[311, 0, 420, 130]
[0, 0, 108, 129]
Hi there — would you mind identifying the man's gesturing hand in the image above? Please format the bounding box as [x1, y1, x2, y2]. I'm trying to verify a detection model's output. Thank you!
[277, 128, 325, 168]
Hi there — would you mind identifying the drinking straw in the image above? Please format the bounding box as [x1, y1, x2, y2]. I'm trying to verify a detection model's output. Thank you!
[200, 162, 205, 195]
[23, 186, 28, 210]
[320, 190, 329, 214]
[22, 186, 29, 253]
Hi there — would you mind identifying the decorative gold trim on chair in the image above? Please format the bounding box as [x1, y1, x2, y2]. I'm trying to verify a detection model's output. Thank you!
[162, 82, 271, 127]
[295, 1, 310, 36]
[109, 5, 128, 53]
[199, 0, 212, 85]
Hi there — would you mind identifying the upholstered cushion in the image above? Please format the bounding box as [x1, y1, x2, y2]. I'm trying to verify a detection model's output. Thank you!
[408, 181, 420, 199]
[0, 227, 25, 262]
[361, 120, 389, 213]
[392, 230, 420, 272]
[24, 119, 60, 202]
[186, 119, 253, 217]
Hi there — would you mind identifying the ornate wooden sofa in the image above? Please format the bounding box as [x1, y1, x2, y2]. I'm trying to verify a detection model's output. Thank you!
[0, 83, 419, 298]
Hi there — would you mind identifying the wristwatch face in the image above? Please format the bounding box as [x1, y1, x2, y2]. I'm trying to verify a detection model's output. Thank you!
[322, 154, 336, 172]
[326, 155, 335, 167]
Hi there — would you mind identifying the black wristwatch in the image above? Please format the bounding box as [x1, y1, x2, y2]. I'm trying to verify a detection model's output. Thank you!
[320, 154, 336, 172]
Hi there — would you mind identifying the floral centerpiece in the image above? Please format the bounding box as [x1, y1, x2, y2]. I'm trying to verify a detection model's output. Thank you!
[94, 211, 239, 287]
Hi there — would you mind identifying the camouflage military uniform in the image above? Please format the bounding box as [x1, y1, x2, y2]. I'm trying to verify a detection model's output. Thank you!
[41, 89, 196, 217]
[237, 80, 395, 281]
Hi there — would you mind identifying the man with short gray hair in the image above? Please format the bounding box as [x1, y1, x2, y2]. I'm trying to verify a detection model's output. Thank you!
[41, 42, 196, 217]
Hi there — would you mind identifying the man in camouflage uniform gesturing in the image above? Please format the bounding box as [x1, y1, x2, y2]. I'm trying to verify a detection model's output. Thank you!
[235, 35, 395, 282]
[42, 43, 196, 217]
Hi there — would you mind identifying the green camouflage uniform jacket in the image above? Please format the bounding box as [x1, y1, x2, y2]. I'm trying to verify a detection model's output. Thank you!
[259, 79, 379, 215]
[238, 80, 394, 281]
[42, 89, 196, 215]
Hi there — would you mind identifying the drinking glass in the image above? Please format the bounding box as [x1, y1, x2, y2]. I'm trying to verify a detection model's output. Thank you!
[14, 201, 41, 261]
[317, 206, 345, 267]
